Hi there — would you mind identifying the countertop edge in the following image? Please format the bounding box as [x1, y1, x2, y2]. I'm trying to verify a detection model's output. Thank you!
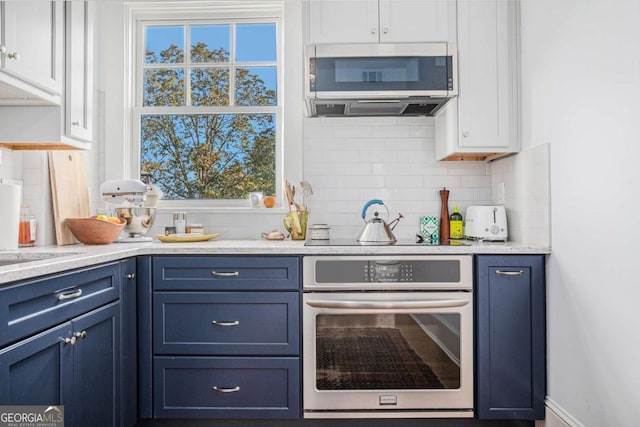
[0, 240, 551, 285]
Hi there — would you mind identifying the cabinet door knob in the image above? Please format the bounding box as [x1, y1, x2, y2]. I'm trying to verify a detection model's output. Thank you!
[74, 330, 87, 340]
[382, 27, 389, 34]
[462, 131, 470, 137]
[212, 386, 240, 393]
[126, 273, 136, 279]
[7, 52, 19, 60]
[61, 336, 77, 346]
[0, 45, 6, 54]
[370, 28, 377, 35]
[71, 121, 81, 126]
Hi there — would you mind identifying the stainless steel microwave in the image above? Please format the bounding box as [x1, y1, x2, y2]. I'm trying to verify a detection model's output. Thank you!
[304, 43, 457, 117]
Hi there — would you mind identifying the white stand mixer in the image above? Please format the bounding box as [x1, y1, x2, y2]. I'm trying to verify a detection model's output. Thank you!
[100, 179, 157, 242]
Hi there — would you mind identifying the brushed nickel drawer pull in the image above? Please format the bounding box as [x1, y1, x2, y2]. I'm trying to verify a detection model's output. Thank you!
[57, 289, 83, 301]
[74, 331, 87, 340]
[211, 271, 239, 277]
[211, 320, 240, 327]
[212, 386, 240, 393]
[496, 270, 524, 276]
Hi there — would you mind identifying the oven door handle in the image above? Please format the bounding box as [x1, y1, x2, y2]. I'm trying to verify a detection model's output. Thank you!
[305, 299, 469, 310]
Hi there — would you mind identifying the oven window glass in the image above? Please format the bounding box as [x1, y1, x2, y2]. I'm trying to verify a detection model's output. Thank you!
[315, 313, 461, 390]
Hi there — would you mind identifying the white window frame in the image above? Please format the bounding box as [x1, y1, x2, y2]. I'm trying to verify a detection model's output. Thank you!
[104, 1, 303, 213]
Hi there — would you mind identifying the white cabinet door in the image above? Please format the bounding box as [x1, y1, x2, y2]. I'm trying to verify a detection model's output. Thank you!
[378, 0, 452, 43]
[456, 0, 515, 150]
[435, 0, 518, 161]
[307, 0, 378, 44]
[307, 0, 453, 44]
[65, 1, 94, 142]
[1, 1, 63, 97]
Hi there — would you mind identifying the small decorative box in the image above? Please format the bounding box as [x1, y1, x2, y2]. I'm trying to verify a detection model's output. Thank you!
[420, 215, 440, 245]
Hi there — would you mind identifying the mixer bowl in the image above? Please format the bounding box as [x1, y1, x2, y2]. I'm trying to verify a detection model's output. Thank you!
[116, 207, 156, 238]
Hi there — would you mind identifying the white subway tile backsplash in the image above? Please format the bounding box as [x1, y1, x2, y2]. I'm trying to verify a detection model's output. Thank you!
[489, 143, 550, 246]
[460, 175, 491, 188]
[423, 175, 462, 189]
[333, 126, 373, 138]
[371, 163, 411, 176]
[384, 175, 425, 188]
[321, 150, 361, 163]
[383, 137, 424, 150]
[303, 117, 493, 239]
[360, 150, 399, 162]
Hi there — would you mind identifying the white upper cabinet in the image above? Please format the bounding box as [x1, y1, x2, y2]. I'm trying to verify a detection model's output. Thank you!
[0, 1, 63, 104]
[435, 0, 519, 161]
[65, 0, 94, 142]
[0, 1, 94, 150]
[307, 0, 455, 44]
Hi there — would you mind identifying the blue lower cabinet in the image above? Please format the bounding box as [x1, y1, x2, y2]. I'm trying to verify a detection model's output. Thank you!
[147, 256, 302, 421]
[0, 323, 73, 407]
[0, 302, 120, 427]
[475, 255, 546, 420]
[153, 291, 299, 355]
[153, 356, 300, 419]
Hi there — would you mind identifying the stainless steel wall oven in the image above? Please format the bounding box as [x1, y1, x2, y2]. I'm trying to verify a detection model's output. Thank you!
[303, 255, 473, 419]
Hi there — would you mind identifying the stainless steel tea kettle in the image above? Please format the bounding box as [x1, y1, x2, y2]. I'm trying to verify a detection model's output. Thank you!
[357, 199, 404, 244]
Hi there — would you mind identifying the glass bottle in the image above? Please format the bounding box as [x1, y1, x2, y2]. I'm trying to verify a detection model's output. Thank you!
[18, 205, 36, 247]
[450, 205, 464, 239]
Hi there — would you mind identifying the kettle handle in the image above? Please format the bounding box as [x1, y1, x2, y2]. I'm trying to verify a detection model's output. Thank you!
[361, 199, 384, 219]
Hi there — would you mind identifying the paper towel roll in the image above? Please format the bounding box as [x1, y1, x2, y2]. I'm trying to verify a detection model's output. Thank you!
[0, 183, 22, 250]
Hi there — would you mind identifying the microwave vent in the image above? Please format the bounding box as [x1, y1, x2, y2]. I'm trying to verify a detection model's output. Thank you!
[403, 103, 440, 116]
[315, 103, 346, 116]
[348, 101, 405, 116]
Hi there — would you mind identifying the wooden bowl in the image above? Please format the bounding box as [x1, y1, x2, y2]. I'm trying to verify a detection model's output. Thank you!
[65, 217, 126, 245]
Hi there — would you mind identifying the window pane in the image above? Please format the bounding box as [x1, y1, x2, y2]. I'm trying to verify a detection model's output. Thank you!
[140, 114, 276, 200]
[191, 68, 230, 106]
[190, 24, 230, 63]
[236, 23, 276, 62]
[145, 26, 184, 64]
[235, 67, 276, 106]
[144, 69, 185, 106]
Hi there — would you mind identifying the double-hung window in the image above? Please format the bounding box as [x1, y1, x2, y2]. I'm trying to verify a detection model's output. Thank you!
[134, 6, 282, 207]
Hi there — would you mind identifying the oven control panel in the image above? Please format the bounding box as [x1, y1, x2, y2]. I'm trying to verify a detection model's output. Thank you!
[302, 255, 473, 290]
[364, 261, 413, 282]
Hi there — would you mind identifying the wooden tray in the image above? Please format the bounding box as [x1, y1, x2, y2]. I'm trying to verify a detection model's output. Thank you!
[155, 233, 220, 243]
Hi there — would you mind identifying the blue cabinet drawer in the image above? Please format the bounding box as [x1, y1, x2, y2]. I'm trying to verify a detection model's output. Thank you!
[0, 263, 120, 347]
[152, 256, 300, 291]
[153, 292, 299, 355]
[153, 356, 300, 419]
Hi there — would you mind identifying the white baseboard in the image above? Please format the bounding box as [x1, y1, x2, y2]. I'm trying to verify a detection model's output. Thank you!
[538, 397, 585, 427]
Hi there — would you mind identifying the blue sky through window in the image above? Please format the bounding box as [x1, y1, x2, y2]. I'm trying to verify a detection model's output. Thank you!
[144, 23, 277, 91]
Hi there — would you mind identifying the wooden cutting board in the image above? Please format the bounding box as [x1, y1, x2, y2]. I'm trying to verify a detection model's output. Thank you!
[49, 151, 91, 245]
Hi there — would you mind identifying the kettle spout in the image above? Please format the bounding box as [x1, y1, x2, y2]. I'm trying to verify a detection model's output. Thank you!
[388, 213, 404, 230]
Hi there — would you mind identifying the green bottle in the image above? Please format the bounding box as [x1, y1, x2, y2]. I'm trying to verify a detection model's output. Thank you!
[449, 205, 464, 239]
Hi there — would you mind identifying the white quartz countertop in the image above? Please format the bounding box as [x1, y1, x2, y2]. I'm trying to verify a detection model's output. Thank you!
[0, 239, 550, 285]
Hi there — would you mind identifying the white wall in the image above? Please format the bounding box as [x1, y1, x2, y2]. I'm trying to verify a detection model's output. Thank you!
[520, 0, 640, 425]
